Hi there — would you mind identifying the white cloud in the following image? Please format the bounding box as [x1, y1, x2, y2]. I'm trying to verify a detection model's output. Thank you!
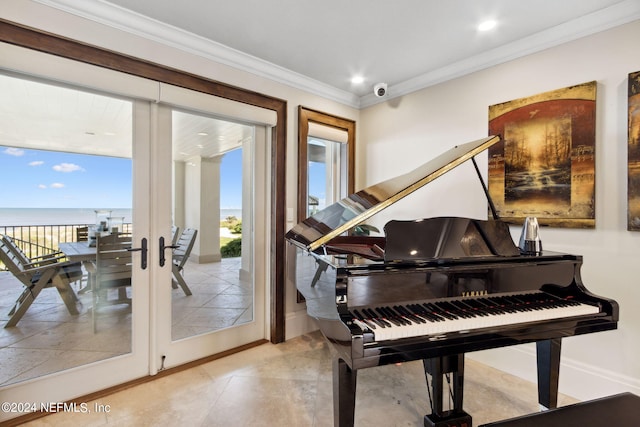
[3, 147, 24, 156]
[29, 161, 44, 166]
[52, 163, 84, 173]
[38, 184, 47, 189]
[50, 183, 65, 188]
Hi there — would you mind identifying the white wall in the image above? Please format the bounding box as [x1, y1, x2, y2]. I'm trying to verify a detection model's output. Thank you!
[360, 20, 640, 401]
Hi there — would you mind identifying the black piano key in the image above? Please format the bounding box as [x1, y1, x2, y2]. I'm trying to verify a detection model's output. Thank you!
[423, 303, 453, 321]
[494, 296, 518, 312]
[460, 298, 491, 316]
[492, 296, 516, 313]
[362, 307, 375, 319]
[371, 307, 397, 327]
[394, 305, 426, 323]
[479, 297, 506, 314]
[363, 319, 378, 329]
[421, 304, 447, 322]
[383, 307, 405, 325]
[510, 294, 531, 308]
[384, 306, 413, 325]
[363, 308, 390, 328]
[447, 300, 475, 318]
[458, 299, 489, 317]
[511, 296, 535, 312]
[437, 301, 464, 319]
[431, 302, 459, 320]
[406, 304, 438, 322]
[352, 309, 377, 329]
[349, 310, 376, 330]
[378, 306, 399, 323]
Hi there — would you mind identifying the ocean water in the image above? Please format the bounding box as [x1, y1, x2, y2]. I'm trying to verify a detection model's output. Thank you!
[0, 208, 243, 226]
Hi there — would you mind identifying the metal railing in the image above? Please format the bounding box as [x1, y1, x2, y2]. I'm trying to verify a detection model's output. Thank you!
[0, 223, 132, 270]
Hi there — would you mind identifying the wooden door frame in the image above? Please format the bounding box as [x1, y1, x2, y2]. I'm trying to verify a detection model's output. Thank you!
[0, 19, 287, 343]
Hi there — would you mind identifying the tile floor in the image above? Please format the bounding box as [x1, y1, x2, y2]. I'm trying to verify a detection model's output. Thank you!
[0, 257, 251, 386]
[16, 330, 578, 427]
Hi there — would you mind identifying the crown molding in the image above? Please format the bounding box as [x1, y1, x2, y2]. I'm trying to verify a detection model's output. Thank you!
[33, 0, 640, 110]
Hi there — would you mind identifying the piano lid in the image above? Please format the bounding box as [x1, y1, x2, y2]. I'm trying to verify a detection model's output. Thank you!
[285, 135, 501, 252]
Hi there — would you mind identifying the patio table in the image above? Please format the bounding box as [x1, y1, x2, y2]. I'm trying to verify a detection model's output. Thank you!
[58, 241, 96, 262]
[58, 242, 97, 292]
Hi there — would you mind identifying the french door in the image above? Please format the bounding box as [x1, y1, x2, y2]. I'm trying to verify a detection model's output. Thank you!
[151, 100, 268, 370]
[0, 42, 270, 422]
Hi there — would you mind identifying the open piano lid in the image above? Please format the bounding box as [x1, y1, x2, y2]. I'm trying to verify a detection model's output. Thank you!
[286, 135, 501, 252]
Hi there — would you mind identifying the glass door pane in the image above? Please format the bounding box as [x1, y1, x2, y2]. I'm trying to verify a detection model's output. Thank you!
[170, 110, 255, 340]
[0, 73, 135, 385]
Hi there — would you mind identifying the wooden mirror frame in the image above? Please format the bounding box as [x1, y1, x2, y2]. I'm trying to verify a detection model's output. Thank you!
[297, 106, 356, 222]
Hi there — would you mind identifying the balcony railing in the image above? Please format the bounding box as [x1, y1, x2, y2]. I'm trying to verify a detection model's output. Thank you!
[0, 223, 132, 270]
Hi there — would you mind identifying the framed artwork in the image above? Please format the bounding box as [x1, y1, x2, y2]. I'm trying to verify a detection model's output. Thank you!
[629, 70, 640, 231]
[488, 81, 597, 228]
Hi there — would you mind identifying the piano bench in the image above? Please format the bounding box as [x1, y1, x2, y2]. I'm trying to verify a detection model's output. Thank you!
[478, 392, 640, 427]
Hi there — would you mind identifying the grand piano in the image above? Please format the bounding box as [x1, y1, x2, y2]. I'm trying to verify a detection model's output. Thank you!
[285, 136, 618, 427]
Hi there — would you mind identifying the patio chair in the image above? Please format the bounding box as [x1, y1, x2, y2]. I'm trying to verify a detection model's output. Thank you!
[76, 226, 89, 242]
[172, 228, 197, 296]
[92, 233, 133, 332]
[171, 225, 180, 245]
[0, 235, 82, 328]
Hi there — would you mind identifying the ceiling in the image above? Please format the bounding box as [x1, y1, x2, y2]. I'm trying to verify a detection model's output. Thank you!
[39, 0, 640, 107]
[0, 73, 250, 159]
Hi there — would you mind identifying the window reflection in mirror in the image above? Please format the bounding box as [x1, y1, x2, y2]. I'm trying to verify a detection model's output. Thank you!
[307, 137, 348, 216]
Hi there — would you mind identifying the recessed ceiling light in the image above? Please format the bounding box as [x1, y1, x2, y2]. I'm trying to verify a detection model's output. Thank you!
[197, 132, 208, 136]
[351, 75, 364, 84]
[478, 20, 497, 32]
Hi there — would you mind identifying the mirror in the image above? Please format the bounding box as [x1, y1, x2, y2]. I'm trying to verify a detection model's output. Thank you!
[297, 106, 355, 222]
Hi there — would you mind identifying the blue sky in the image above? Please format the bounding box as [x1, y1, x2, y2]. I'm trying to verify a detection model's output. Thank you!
[308, 159, 326, 208]
[219, 148, 243, 209]
[1, 146, 132, 208]
[1, 145, 243, 209]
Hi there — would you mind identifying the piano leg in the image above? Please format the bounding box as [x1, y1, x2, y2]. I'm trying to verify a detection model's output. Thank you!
[423, 354, 472, 427]
[536, 338, 562, 410]
[311, 260, 329, 287]
[334, 357, 357, 427]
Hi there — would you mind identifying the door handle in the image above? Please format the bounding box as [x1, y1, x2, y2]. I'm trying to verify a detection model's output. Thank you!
[127, 237, 148, 270]
[159, 236, 179, 267]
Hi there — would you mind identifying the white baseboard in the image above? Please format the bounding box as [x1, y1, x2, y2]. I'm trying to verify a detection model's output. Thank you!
[468, 345, 640, 401]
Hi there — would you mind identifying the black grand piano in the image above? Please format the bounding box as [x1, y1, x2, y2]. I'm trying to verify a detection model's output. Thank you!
[285, 136, 618, 427]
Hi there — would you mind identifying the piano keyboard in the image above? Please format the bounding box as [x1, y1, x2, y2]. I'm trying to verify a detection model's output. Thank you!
[349, 292, 600, 341]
